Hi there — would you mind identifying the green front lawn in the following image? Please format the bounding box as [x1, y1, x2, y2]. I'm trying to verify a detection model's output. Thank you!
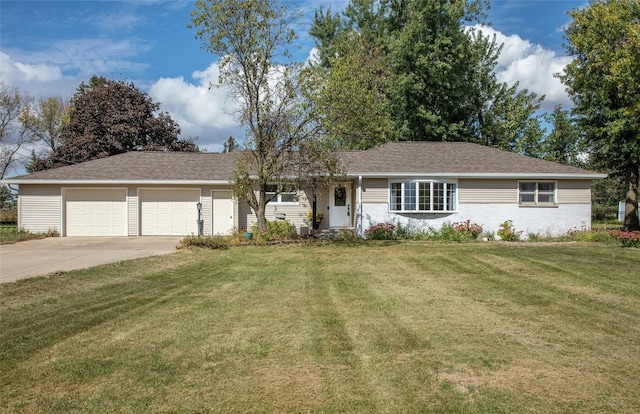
[1, 243, 639, 413]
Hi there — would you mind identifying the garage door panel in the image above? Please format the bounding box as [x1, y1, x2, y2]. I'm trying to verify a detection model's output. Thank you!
[65, 189, 127, 236]
[140, 189, 200, 236]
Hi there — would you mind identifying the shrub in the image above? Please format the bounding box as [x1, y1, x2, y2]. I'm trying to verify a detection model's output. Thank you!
[393, 222, 419, 240]
[609, 230, 640, 248]
[334, 229, 363, 244]
[497, 220, 522, 241]
[252, 220, 298, 242]
[592, 203, 618, 221]
[178, 235, 229, 249]
[364, 222, 396, 240]
[452, 220, 483, 239]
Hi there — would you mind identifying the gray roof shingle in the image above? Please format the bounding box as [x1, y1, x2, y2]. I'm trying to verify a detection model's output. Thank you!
[5, 142, 605, 183]
[345, 141, 601, 176]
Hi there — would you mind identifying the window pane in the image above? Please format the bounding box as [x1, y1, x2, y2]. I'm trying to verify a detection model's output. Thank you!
[280, 192, 296, 203]
[519, 182, 536, 192]
[520, 193, 535, 203]
[433, 183, 444, 210]
[538, 182, 555, 192]
[418, 182, 430, 210]
[334, 187, 347, 207]
[537, 193, 554, 203]
[404, 182, 416, 211]
[446, 183, 456, 211]
[390, 183, 402, 210]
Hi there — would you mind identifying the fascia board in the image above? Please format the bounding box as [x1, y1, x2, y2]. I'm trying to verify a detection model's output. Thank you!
[347, 172, 608, 179]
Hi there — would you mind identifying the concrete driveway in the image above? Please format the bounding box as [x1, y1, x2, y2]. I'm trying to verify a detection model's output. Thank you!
[0, 237, 182, 283]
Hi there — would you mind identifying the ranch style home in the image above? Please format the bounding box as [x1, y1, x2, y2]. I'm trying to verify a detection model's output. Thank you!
[5, 141, 606, 238]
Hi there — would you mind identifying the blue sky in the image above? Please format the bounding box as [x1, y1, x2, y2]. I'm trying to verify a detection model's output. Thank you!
[1, 0, 587, 154]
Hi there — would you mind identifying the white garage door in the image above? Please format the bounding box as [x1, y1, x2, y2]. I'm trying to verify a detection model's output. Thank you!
[65, 189, 127, 236]
[140, 189, 200, 236]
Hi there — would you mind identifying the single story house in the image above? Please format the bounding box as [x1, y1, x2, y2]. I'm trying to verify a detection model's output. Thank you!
[5, 141, 606, 237]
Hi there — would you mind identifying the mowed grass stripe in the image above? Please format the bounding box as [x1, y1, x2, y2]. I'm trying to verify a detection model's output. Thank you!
[1, 243, 639, 413]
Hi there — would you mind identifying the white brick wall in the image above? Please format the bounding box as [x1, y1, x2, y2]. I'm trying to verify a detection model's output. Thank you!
[357, 203, 592, 237]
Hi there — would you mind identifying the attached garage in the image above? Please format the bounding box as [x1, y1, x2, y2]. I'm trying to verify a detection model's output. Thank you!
[64, 188, 127, 236]
[139, 189, 200, 236]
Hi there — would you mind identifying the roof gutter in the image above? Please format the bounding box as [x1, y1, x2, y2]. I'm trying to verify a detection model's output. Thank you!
[347, 172, 608, 180]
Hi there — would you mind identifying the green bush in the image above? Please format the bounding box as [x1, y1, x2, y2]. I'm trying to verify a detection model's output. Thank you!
[497, 220, 522, 241]
[178, 235, 229, 249]
[252, 220, 298, 242]
[592, 203, 618, 221]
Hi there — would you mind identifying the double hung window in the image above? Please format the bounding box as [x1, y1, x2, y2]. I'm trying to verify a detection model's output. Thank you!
[518, 181, 556, 205]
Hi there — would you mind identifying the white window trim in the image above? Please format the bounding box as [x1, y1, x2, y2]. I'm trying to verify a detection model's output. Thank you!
[518, 180, 557, 206]
[388, 179, 458, 213]
[264, 185, 299, 205]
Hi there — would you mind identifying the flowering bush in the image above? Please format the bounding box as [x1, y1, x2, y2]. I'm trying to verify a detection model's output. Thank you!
[452, 220, 483, 239]
[609, 230, 640, 248]
[497, 220, 522, 241]
[364, 222, 396, 240]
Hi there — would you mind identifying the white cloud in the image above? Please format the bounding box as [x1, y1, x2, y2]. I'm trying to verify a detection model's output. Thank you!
[469, 25, 573, 110]
[0, 52, 79, 99]
[148, 62, 244, 152]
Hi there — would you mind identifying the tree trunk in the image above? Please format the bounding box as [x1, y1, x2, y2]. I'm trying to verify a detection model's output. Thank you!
[622, 163, 640, 231]
[256, 188, 267, 230]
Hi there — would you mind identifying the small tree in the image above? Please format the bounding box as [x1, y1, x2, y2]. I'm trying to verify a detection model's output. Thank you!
[222, 136, 238, 153]
[190, 0, 340, 229]
[0, 83, 31, 180]
[21, 96, 69, 154]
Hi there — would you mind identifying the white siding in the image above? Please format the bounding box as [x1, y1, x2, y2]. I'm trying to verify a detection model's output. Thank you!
[18, 185, 62, 233]
[127, 187, 138, 236]
[201, 187, 213, 235]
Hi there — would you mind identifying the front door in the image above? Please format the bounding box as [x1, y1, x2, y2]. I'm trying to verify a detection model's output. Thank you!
[329, 184, 351, 228]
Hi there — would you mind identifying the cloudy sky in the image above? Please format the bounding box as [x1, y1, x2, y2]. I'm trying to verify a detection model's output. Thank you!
[1, 0, 586, 153]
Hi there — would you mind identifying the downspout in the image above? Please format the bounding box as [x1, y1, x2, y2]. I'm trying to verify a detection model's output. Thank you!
[358, 175, 363, 236]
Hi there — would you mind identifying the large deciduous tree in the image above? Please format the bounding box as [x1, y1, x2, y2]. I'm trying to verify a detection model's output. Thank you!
[310, 0, 544, 150]
[30, 77, 197, 172]
[560, 0, 640, 231]
[190, 0, 339, 229]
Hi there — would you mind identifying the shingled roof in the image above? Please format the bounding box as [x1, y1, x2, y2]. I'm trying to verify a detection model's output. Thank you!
[5, 142, 605, 183]
[345, 141, 604, 177]
[6, 151, 240, 183]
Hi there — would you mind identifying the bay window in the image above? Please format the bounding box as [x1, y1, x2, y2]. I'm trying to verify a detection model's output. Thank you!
[389, 181, 457, 212]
